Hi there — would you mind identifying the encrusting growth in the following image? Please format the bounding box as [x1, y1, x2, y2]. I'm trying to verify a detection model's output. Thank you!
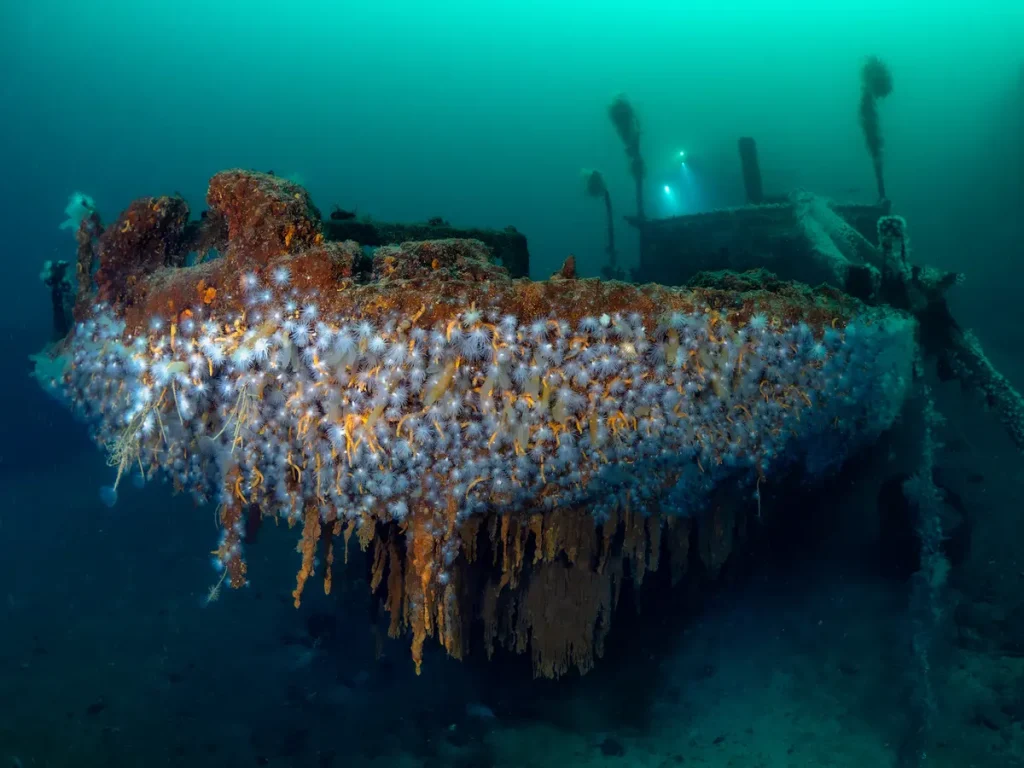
[35, 169, 917, 677]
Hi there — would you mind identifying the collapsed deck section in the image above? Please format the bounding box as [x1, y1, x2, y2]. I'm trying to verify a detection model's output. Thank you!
[39, 170, 916, 677]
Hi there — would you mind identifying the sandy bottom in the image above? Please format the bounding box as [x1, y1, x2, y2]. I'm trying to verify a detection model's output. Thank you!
[1, 451, 1021, 768]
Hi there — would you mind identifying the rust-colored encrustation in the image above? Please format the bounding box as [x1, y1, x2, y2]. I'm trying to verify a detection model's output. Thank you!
[51, 169, 913, 677]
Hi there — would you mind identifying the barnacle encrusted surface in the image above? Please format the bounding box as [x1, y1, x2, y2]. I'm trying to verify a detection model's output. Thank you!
[36, 170, 917, 677]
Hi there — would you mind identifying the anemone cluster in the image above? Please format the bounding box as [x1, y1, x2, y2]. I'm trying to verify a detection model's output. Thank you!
[48, 268, 915, 586]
